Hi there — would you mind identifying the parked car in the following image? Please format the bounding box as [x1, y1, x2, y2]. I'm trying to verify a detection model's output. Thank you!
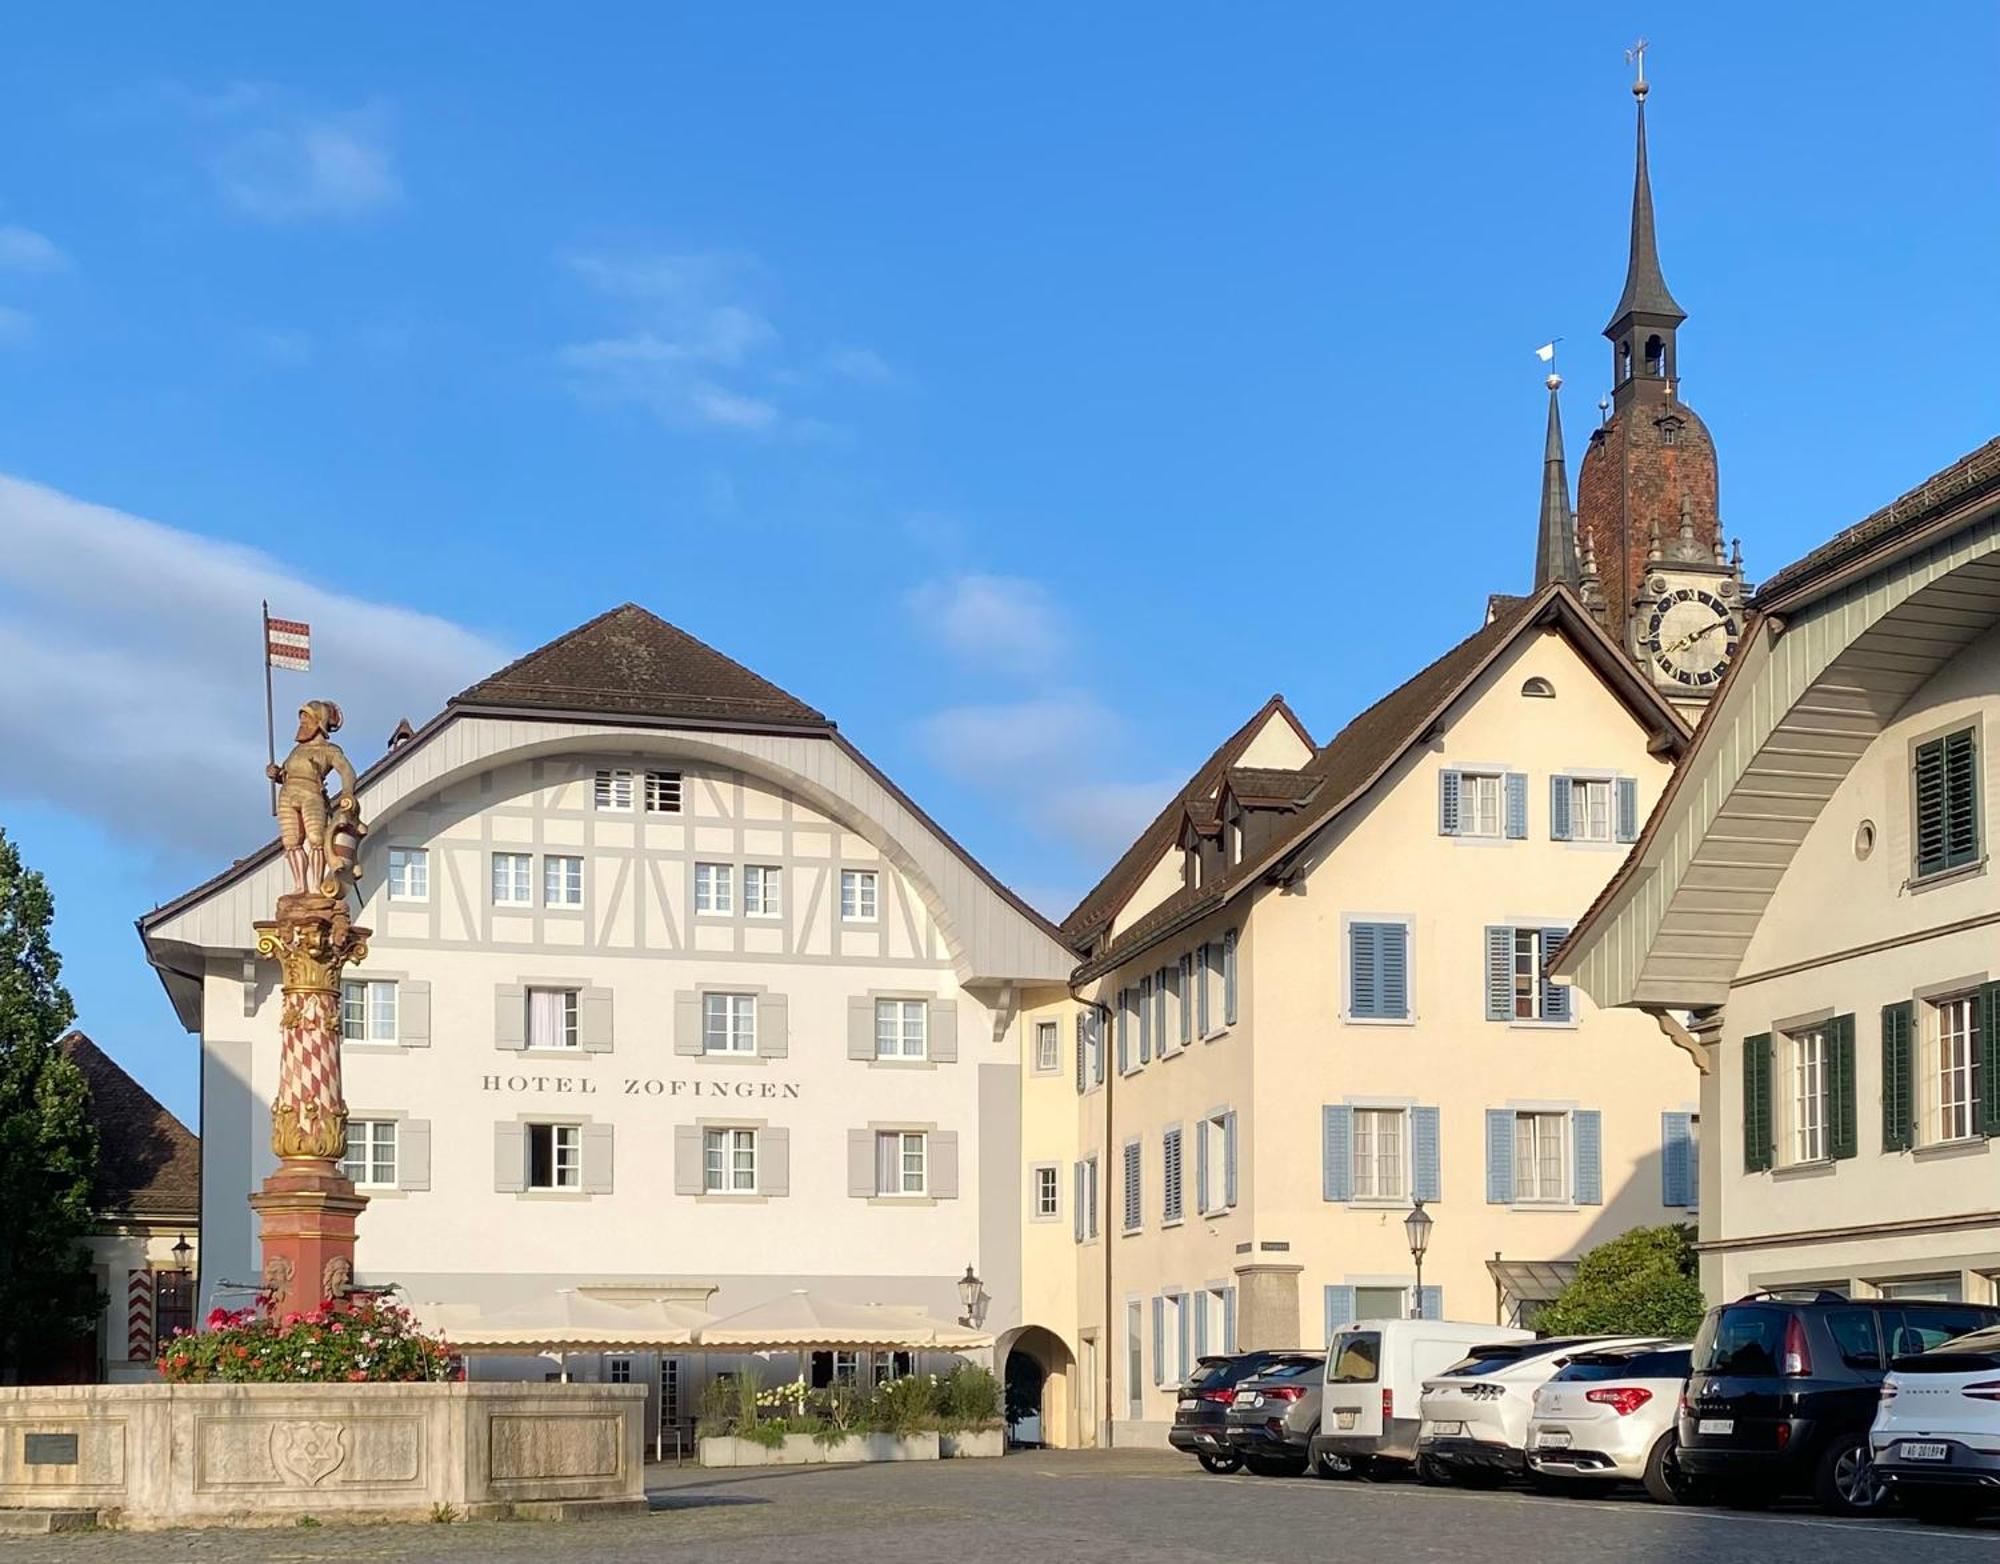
[1525, 1342, 1694, 1502]
[1418, 1335, 1667, 1487]
[1171, 1349, 1319, 1474]
[1871, 1323, 2000, 1522]
[1222, 1352, 1326, 1476]
[1310, 1319, 1533, 1478]
[1681, 1291, 2000, 1516]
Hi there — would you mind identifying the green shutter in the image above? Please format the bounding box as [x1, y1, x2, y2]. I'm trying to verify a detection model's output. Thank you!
[1829, 1013, 1857, 1160]
[1743, 1033, 1773, 1173]
[1882, 1001, 1915, 1153]
[1982, 984, 2000, 1139]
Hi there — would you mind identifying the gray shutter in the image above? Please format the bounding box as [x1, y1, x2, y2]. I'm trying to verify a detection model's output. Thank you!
[1324, 1285, 1355, 1341]
[929, 999, 958, 1063]
[1412, 1105, 1441, 1202]
[1349, 923, 1379, 1019]
[930, 1131, 959, 1199]
[1073, 1163, 1085, 1241]
[1505, 772, 1528, 839]
[1485, 1109, 1515, 1204]
[401, 981, 431, 1047]
[1540, 928, 1572, 1022]
[1418, 1286, 1442, 1321]
[1322, 1105, 1353, 1201]
[494, 984, 526, 1050]
[1381, 924, 1409, 1020]
[1194, 1290, 1210, 1357]
[1572, 1110, 1602, 1205]
[1093, 1011, 1106, 1084]
[848, 1128, 874, 1197]
[673, 991, 703, 1056]
[1177, 1294, 1191, 1383]
[1197, 948, 1211, 1034]
[1485, 927, 1514, 1021]
[1152, 1296, 1165, 1385]
[1223, 1287, 1238, 1352]
[1438, 770, 1462, 835]
[582, 1122, 615, 1194]
[493, 1121, 526, 1192]
[1138, 979, 1152, 1064]
[673, 1125, 703, 1195]
[762, 1127, 790, 1197]
[1616, 776, 1640, 842]
[579, 986, 614, 1053]
[848, 996, 875, 1060]
[758, 992, 789, 1059]
[1196, 1118, 1211, 1211]
[1549, 776, 1573, 841]
[398, 1118, 431, 1191]
[1223, 931, 1238, 1025]
[1075, 1014, 1087, 1093]
[1661, 1111, 1693, 1207]
[1223, 1112, 1239, 1207]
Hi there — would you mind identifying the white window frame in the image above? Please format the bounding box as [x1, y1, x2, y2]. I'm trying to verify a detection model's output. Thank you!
[1198, 1112, 1232, 1215]
[840, 869, 880, 922]
[703, 992, 757, 1055]
[342, 1118, 398, 1188]
[492, 852, 533, 908]
[1785, 1026, 1831, 1165]
[876, 1129, 927, 1196]
[1034, 1020, 1060, 1074]
[543, 854, 583, 908]
[1928, 994, 1982, 1146]
[742, 865, 783, 918]
[703, 1126, 758, 1193]
[1351, 1106, 1408, 1202]
[875, 998, 927, 1060]
[1568, 776, 1614, 844]
[526, 987, 580, 1051]
[644, 770, 683, 814]
[1513, 1110, 1569, 1203]
[387, 847, 428, 902]
[527, 1122, 582, 1191]
[593, 768, 635, 812]
[694, 862, 735, 915]
[1461, 770, 1505, 839]
[340, 978, 398, 1044]
[1032, 1162, 1060, 1221]
[1512, 927, 1550, 1021]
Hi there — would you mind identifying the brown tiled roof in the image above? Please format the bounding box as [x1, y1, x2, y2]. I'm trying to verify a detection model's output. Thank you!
[1224, 766, 1320, 806]
[452, 603, 831, 729]
[1060, 694, 1313, 945]
[60, 1032, 199, 1222]
[1753, 435, 2000, 608]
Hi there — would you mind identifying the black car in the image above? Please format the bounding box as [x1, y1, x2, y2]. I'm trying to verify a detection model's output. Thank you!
[1170, 1349, 1317, 1474]
[1680, 1291, 2000, 1515]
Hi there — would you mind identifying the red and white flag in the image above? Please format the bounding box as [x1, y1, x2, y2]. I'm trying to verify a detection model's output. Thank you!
[266, 615, 311, 672]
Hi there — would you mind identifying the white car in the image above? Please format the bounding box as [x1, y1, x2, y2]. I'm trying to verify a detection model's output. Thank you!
[1311, 1319, 1532, 1477]
[1871, 1323, 2000, 1522]
[1525, 1342, 1693, 1501]
[1418, 1335, 1667, 1486]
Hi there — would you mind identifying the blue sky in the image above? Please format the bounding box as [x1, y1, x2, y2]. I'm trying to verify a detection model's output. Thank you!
[2, 5, 1997, 1124]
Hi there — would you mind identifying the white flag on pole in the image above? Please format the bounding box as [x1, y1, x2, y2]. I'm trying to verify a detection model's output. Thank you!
[1534, 342, 1557, 363]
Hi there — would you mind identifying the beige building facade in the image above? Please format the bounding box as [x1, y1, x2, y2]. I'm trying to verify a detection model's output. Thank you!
[1559, 437, 2000, 1307]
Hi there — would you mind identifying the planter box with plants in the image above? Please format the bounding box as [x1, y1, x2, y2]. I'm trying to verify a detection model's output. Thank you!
[695, 1364, 1002, 1468]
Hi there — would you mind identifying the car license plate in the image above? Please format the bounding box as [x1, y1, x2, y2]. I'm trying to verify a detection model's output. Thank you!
[1178, 1399, 1196, 1414]
[1697, 1419, 1733, 1436]
[1430, 1421, 1465, 1437]
[1535, 1429, 1572, 1449]
[1900, 1442, 1950, 1462]
[1240, 1393, 1261, 1409]
[1336, 1410, 1358, 1430]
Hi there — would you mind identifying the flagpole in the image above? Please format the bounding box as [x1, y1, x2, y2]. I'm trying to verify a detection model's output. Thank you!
[263, 599, 277, 816]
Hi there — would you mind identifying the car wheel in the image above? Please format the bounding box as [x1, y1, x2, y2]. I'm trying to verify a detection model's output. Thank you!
[1642, 1431, 1704, 1506]
[1814, 1433, 1887, 1517]
[1196, 1451, 1241, 1475]
[1415, 1454, 1450, 1486]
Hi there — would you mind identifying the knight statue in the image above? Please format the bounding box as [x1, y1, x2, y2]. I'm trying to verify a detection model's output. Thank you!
[266, 700, 367, 900]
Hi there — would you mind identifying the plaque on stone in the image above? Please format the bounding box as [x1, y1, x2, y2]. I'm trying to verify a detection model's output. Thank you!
[23, 1432, 79, 1466]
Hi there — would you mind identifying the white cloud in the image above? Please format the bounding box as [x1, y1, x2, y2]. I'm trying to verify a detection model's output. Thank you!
[0, 475, 508, 862]
[0, 226, 66, 273]
[208, 103, 402, 223]
[907, 573, 1069, 679]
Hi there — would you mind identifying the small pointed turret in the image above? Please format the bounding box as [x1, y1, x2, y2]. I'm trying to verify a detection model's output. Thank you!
[1534, 372, 1579, 590]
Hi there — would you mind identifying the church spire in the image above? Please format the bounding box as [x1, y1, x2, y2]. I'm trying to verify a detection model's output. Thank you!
[1534, 371, 1578, 590]
[1607, 42, 1685, 332]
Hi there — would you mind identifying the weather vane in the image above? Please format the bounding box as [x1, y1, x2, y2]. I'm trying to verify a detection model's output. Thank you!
[1626, 37, 1649, 98]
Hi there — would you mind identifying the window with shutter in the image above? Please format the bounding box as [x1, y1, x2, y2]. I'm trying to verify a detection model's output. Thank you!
[1439, 769, 1462, 835]
[1349, 922, 1409, 1020]
[1828, 1013, 1858, 1161]
[1162, 1127, 1184, 1224]
[1504, 772, 1528, 839]
[1122, 1140, 1142, 1231]
[1881, 1002, 1914, 1152]
[1742, 1033, 1774, 1172]
[1222, 930, 1239, 1025]
[1661, 1111, 1694, 1207]
[1914, 727, 1981, 879]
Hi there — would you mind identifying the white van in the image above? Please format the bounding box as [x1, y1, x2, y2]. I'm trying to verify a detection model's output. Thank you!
[1310, 1319, 1534, 1476]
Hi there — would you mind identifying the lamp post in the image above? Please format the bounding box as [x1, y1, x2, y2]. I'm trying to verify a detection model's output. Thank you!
[957, 1265, 983, 1327]
[1404, 1199, 1433, 1319]
[171, 1232, 193, 1271]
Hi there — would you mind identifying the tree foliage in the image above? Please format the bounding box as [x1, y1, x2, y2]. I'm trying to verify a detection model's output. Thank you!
[0, 826, 102, 1382]
[1538, 1223, 1706, 1340]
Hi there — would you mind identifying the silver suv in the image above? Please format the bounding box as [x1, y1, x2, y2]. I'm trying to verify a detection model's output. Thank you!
[1222, 1353, 1325, 1477]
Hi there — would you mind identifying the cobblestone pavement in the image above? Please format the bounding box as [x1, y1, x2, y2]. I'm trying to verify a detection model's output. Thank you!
[7, 1449, 2000, 1562]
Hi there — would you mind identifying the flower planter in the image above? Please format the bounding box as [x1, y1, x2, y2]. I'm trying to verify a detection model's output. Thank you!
[939, 1428, 1005, 1459]
[698, 1431, 940, 1466]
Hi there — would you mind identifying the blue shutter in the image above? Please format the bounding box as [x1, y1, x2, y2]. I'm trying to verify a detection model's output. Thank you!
[1504, 772, 1528, 839]
[1549, 775, 1573, 841]
[1223, 1287, 1238, 1352]
[1196, 946, 1211, 1035]
[1485, 1109, 1516, 1204]
[1194, 1292, 1209, 1358]
[1573, 1110, 1603, 1205]
[1412, 1105, 1441, 1202]
[1661, 1111, 1693, 1207]
[1117, 994, 1130, 1074]
[1196, 1119, 1210, 1212]
[1073, 1163, 1085, 1241]
[1177, 1296, 1191, 1382]
[1139, 977, 1152, 1064]
[1349, 923, 1380, 1018]
[1381, 923, 1409, 1019]
[1152, 1296, 1165, 1385]
[1485, 926, 1514, 1021]
[1093, 1011, 1105, 1085]
[1223, 1112, 1239, 1208]
[1322, 1105, 1353, 1201]
[1324, 1285, 1356, 1341]
[1439, 770, 1462, 835]
[1615, 777, 1640, 843]
[1418, 1286, 1443, 1321]
[1223, 930, 1239, 1025]
[1074, 1014, 1086, 1094]
[1540, 927, 1571, 1022]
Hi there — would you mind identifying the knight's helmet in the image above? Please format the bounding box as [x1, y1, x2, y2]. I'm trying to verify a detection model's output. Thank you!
[302, 699, 344, 736]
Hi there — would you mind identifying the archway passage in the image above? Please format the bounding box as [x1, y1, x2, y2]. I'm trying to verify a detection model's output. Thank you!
[1000, 1325, 1075, 1448]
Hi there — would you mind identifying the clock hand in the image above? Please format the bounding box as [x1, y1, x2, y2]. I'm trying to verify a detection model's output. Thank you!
[1663, 618, 1727, 657]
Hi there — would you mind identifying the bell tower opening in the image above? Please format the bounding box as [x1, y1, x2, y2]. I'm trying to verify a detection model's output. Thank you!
[1644, 334, 1666, 379]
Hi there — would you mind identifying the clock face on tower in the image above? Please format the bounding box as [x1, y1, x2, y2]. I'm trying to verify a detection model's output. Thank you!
[1643, 587, 1740, 690]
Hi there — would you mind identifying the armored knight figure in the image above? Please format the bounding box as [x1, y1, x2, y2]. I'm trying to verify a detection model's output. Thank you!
[266, 699, 367, 899]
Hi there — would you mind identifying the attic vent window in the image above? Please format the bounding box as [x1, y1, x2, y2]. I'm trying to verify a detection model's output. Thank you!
[1521, 677, 1556, 700]
[645, 770, 683, 814]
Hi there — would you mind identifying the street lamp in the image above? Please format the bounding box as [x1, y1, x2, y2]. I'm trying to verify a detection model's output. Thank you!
[1404, 1199, 1433, 1319]
[171, 1232, 193, 1271]
[957, 1265, 983, 1326]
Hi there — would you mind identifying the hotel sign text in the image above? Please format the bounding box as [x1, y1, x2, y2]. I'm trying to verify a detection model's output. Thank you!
[481, 1073, 802, 1100]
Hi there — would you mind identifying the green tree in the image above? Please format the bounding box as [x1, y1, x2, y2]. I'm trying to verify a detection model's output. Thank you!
[1538, 1224, 1705, 1340]
[0, 827, 102, 1382]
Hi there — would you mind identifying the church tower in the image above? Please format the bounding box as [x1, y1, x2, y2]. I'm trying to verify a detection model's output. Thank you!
[1573, 50, 1745, 708]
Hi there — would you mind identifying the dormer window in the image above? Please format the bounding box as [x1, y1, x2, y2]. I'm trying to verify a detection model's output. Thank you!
[1228, 812, 1244, 866]
[1657, 414, 1684, 448]
[1185, 846, 1203, 888]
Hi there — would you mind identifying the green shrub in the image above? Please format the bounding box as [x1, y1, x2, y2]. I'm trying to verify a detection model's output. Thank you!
[936, 1364, 1001, 1428]
[870, 1373, 935, 1435]
[1538, 1223, 1705, 1339]
[695, 1376, 738, 1440]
